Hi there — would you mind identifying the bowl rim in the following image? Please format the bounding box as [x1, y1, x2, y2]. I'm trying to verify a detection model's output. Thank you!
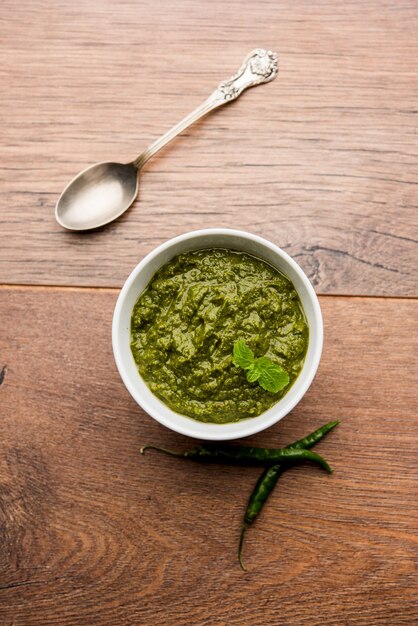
[112, 228, 323, 440]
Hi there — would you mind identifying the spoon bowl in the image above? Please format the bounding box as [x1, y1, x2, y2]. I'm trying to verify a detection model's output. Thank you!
[56, 162, 138, 230]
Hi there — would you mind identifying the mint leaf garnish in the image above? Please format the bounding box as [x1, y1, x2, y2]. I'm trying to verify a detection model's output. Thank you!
[246, 363, 261, 383]
[232, 340, 254, 370]
[245, 356, 269, 383]
[232, 341, 289, 394]
[257, 359, 289, 393]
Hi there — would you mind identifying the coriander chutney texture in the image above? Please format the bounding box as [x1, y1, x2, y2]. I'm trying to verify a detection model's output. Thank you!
[130, 249, 309, 423]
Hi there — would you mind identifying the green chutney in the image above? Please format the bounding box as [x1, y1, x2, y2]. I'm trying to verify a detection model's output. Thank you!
[130, 249, 309, 423]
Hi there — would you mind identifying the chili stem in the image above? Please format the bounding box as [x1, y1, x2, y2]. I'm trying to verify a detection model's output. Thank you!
[140, 445, 187, 458]
[238, 525, 249, 572]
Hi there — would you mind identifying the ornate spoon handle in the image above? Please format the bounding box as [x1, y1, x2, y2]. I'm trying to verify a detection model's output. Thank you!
[133, 49, 278, 169]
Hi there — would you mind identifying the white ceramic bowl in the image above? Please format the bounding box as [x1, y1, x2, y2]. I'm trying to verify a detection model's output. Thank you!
[112, 229, 323, 440]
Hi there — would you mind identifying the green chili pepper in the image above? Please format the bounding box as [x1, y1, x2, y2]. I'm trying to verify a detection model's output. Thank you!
[238, 420, 339, 570]
[238, 464, 284, 570]
[140, 444, 332, 473]
[288, 420, 340, 450]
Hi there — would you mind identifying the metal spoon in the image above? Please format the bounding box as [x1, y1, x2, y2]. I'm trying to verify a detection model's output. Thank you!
[55, 49, 278, 231]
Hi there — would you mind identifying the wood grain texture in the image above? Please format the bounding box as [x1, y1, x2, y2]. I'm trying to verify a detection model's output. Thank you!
[1, 0, 418, 295]
[0, 286, 417, 625]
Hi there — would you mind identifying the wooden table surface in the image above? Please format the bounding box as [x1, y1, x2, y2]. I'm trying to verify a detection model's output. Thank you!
[1, 1, 417, 624]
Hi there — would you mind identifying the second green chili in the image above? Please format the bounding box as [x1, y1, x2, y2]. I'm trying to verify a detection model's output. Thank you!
[238, 420, 339, 570]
